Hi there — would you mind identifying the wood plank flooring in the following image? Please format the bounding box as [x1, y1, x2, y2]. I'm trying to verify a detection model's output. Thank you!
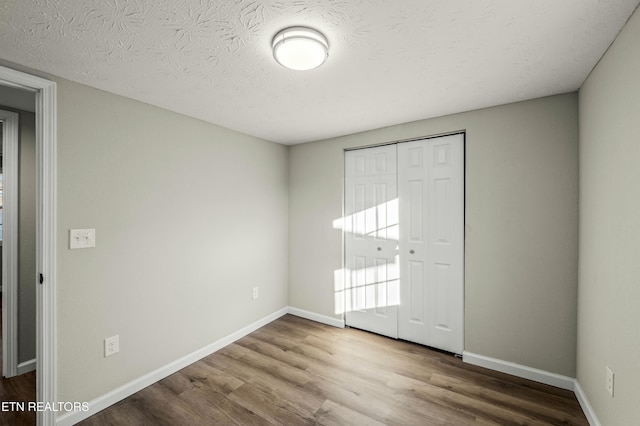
[81, 315, 588, 425]
[0, 296, 37, 426]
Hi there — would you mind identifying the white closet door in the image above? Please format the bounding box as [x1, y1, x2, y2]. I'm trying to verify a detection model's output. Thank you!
[398, 134, 464, 354]
[344, 145, 399, 338]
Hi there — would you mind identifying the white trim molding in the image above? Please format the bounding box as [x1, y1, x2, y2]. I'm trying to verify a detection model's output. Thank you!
[0, 65, 58, 426]
[574, 381, 601, 426]
[55, 307, 343, 425]
[17, 358, 37, 376]
[462, 351, 575, 391]
[56, 307, 289, 426]
[287, 306, 345, 328]
[54, 308, 598, 425]
[0, 108, 19, 379]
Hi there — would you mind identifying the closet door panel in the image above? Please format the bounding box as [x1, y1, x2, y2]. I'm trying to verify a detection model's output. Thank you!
[344, 145, 399, 338]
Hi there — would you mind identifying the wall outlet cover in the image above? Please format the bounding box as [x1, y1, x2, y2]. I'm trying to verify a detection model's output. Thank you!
[105, 335, 119, 357]
[606, 366, 615, 397]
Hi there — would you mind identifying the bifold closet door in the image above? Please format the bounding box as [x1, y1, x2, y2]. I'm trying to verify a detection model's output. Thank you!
[397, 134, 464, 354]
[344, 144, 399, 339]
[344, 134, 464, 354]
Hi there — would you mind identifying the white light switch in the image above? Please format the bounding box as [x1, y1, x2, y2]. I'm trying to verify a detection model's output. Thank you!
[70, 229, 96, 249]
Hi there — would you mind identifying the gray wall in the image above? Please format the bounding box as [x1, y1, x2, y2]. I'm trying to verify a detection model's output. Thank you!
[0, 104, 37, 365]
[0, 86, 35, 112]
[52, 78, 289, 403]
[18, 109, 36, 364]
[578, 5, 640, 425]
[289, 93, 579, 377]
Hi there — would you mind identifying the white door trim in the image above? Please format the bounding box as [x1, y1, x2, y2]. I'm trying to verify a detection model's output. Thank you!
[0, 65, 57, 426]
[0, 108, 20, 378]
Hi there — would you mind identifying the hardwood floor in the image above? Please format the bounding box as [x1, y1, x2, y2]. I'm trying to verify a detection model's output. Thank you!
[0, 296, 37, 426]
[81, 315, 588, 425]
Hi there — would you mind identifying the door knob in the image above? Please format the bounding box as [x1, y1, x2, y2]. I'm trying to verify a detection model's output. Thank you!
[377, 247, 382, 251]
[410, 249, 415, 254]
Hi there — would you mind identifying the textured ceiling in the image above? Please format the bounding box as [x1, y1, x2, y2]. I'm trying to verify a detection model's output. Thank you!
[1, 0, 639, 144]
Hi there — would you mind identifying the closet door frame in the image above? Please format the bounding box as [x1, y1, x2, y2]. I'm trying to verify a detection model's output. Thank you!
[343, 132, 465, 355]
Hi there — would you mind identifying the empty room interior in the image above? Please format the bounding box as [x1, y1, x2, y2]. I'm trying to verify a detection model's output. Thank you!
[1, 1, 639, 425]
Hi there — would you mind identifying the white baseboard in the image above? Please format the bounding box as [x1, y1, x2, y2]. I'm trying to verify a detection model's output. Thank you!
[55, 310, 594, 425]
[462, 351, 575, 391]
[287, 306, 345, 328]
[56, 307, 289, 426]
[17, 358, 36, 375]
[574, 380, 601, 426]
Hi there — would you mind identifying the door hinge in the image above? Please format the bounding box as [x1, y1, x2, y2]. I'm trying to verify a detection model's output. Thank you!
[39, 273, 44, 284]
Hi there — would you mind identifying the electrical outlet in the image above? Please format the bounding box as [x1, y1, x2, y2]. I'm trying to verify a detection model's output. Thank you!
[105, 335, 119, 357]
[606, 366, 615, 397]
[252, 286, 259, 300]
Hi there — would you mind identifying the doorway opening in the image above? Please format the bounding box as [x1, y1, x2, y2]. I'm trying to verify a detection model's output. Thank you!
[0, 66, 58, 426]
[1, 89, 38, 380]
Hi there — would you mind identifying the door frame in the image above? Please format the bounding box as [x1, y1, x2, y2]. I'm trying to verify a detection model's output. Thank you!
[0, 65, 57, 426]
[1, 108, 20, 377]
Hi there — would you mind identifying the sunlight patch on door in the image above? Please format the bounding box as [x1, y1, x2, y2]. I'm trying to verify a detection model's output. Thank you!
[334, 259, 400, 315]
[333, 198, 399, 241]
[334, 197, 401, 315]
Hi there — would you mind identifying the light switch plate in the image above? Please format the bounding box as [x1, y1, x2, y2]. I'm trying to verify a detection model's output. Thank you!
[70, 229, 96, 249]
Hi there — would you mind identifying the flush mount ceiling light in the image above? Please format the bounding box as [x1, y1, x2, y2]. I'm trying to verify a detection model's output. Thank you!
[272, 27, 329, 71]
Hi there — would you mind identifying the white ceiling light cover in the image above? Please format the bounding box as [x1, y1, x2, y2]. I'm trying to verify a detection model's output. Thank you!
[272, 27, 329, 71]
